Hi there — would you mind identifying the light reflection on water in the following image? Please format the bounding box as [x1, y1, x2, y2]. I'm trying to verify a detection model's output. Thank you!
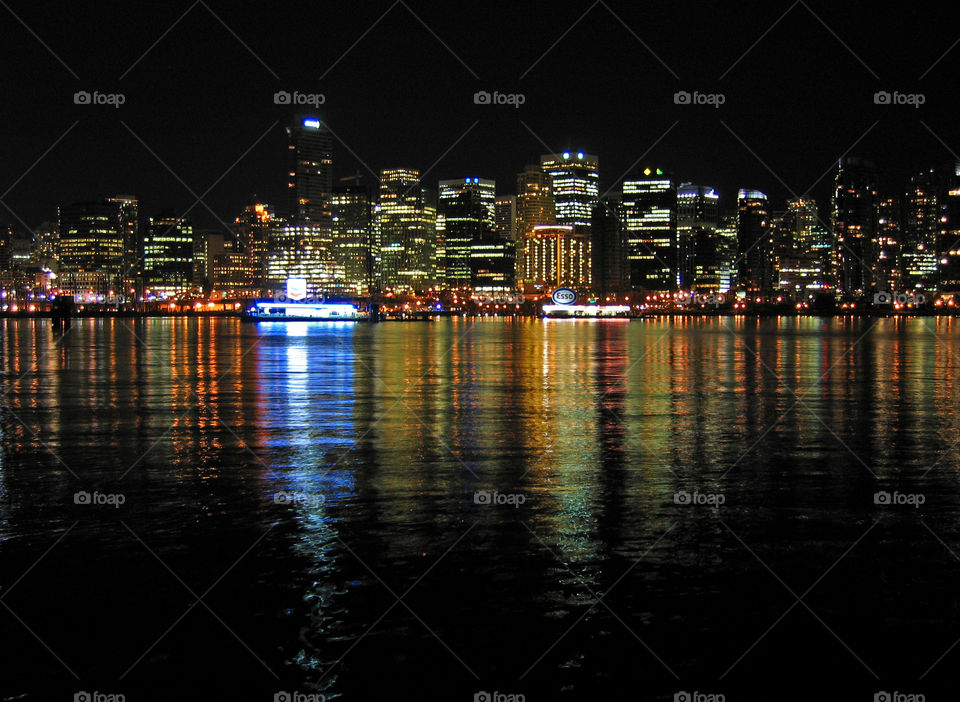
[1, 316, 960, 699]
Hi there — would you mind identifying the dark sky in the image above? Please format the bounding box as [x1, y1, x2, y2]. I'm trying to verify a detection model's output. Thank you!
[2, 0, 958, 232]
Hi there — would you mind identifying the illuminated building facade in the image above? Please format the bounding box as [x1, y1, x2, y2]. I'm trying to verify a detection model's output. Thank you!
[591, 196, 630, 297]
[329, 185, 375, 296]
[495, 195, 517, 243]
[265, 220, 337, 294]
[521, 225, 591, 290]
[104, 195, 139, 290]
[143, 213, 196, 296]
[876, 196, 903, 292]
[377, 169, 437, 292]
[622, 168, 678, 292]
[737, 189, 772, 293]
[832, 157, 878, 294]
[516, 166, 556, 238]
[232, 202, 274, 292]
[939, 164, 960, 291]
[287, 117, 333, 223]
[437, 177, 496, 287]
[678, 184, 721, 291]
[773, 198, 831, 293]
[57, 200, 125, 294]
[540, 152, 598, 232]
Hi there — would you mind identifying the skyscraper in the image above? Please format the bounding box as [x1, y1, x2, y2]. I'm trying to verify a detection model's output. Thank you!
[57, 200, 125, 295]
[622, 168, 678, 292]
[832, 157, 879, 294]
[143, 212, 195, 297]
[540, 152, 598, 232]
[329, 185, 375, 296]
[104, 195, 139, 291]
[591, 196, 629, 297]
[494, 195, 517, 244]
[286, 117, 334, 223]
[736, 189, 772, 293]
[377, 169, 437, 292]
[773, 198, 830, 294]
[232, 202, 275, 292]
[677, 184, 720, 291]
[264, 220, 336, 294]
[516, 166, 556, 239]
[437, 178, 496, 287]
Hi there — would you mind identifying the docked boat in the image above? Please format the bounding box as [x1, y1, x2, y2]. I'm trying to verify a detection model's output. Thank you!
[242, 301, 365, 321]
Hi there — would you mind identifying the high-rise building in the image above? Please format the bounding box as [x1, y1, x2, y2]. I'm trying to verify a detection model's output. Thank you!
[105, 195, 139, 290]
[265, 220, 336, 294]
[232, 202, 274, 292]
[939, 163, 960, 292]
[716, 213, 739, 292]
[876, 196, 903, 292]
[737, 189, 772, 293]
[57, 200, 125, 295]
[438, 178, 496, 287]
[622, 168, 678, 292]
[516, 167, 556, 238]
[521, 225, 591, 291]
[832, 157, 879, 294]
[329, 185, 375, 296]
[677, 184, 721, 291]
[286, 117, 334, 223]
[540, 152, 598, 232]
[143, 212, 195, 297]
[494, 195, 517, 243]
[377, 169, 437, 292]
[773, 198, 831, 294]
[590, 196, 629, 297]
[0, 226, 11, 271]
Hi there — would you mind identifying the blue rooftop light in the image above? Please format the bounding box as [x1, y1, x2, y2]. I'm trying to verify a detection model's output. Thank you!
[303, 119, 321, 129]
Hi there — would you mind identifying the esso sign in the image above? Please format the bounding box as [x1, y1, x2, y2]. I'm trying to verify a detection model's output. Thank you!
[551, 288, 577, 305]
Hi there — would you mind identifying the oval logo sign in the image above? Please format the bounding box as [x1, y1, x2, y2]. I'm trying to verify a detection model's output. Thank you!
[551, 288, 577, 305]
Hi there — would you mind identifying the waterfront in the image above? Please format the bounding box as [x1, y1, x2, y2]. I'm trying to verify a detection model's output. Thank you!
[1, 316, 960, 700]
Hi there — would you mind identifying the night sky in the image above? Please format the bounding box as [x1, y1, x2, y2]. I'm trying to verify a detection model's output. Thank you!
[2, 0, 959, 231]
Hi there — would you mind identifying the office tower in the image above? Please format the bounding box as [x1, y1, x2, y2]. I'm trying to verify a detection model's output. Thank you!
[521, 225, 591, 290]
[876, 196, 903, 292]
[591, 196, 629, 297]
[494, 195, 517, 243]
[516, 167, 556, 238]
[265, 219, 336, 294]
[677, 184, 721, 291]
[233, 202, 274, 292]
[57, 200, 125, 295]
[622, 168, 678, 292]
[206, 232, 256, 293]
[143, 213, 196, 297]
[737, 189, 772, 293]
[716, 213, 739, 292]
[772, 198, 830, 293]
[939, 163, 960, 292]
[329, 185, 375, 296]
[105, 195, 139, 290]
[540, 152, 598, 232]
[377, 169, 437, 292]
[0, 226, 11, 271]
[903, 169, 941, 291]
[32, 221, 58, 268]
[438, 178, 496, 287]
[286, 117, 334, 223]
[832, 157, 879, 294]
